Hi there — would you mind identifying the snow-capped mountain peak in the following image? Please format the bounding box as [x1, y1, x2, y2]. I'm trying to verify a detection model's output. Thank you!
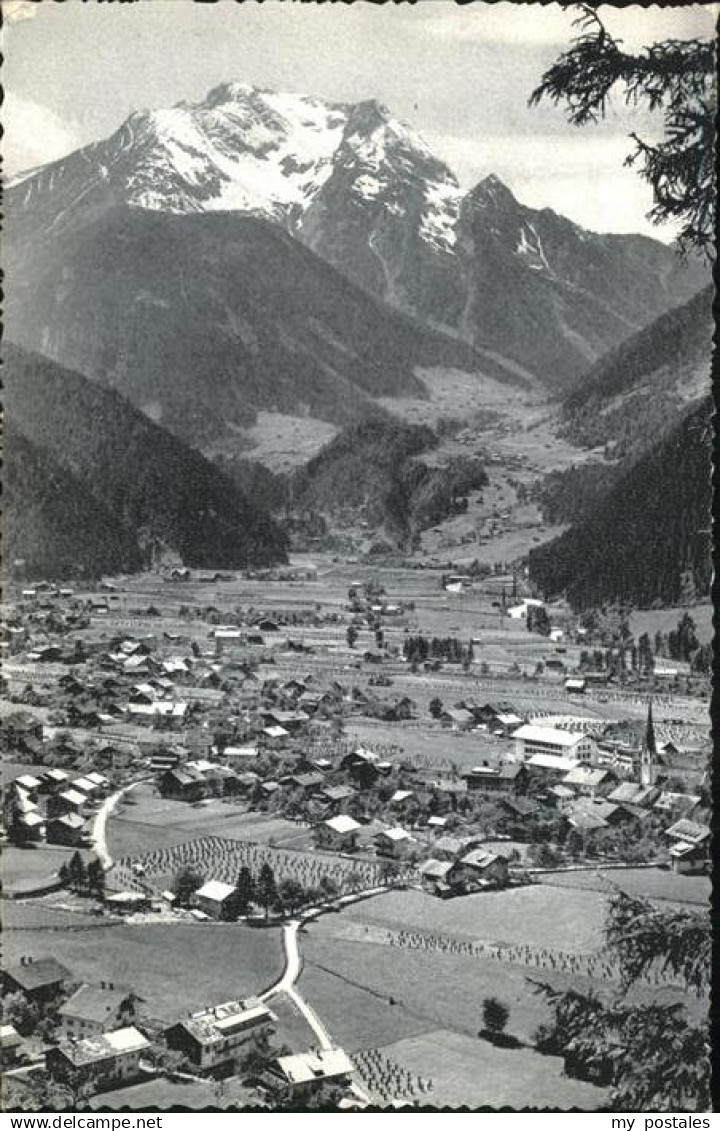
[120, 86, 350, 220]
[66, 82, 468, 271]
[10, 80, 476, 276]
[87, 83, 458, 250]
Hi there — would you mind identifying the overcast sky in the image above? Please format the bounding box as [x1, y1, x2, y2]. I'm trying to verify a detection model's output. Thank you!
[2, 0, 715, 237]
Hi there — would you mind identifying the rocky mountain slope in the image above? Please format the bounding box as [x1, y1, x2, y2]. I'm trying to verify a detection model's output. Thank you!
[4, 207, 493, 446]
[445, 178, 706, 387]
[7, 82, 707, 398]
[528, 397, 713, 610]
[4, 345, 288, 574]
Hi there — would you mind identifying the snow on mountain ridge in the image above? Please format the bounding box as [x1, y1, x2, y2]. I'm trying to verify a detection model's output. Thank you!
[114, 84, 463, 252]
[125, 89, 348, 218]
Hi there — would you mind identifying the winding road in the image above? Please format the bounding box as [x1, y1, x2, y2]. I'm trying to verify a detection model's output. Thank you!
[261, 918, 370, 1104]
[92, 781, 376, 1103]
[261, 920, 332, 1049]
[91, 780, 147, 870]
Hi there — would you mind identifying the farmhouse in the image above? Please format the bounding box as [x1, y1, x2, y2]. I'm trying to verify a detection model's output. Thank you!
[375, 827, 414, 859]
[464, 762, 527, 794]
[565, 807, 609, 833]
[46, 1026, 150, 1095]
[546, 784, 577, 812]
[314, 784, 355, 812]
[4, 957, 71, 1003]
[433, 835, 483, 861]
[440, 707, 475, 731]
[263, 710, 309, 733]
[39, 768, 71, 794]
[158, 767, 206, 802]
[12, 774, 42, 800]
[473, 702, 524, 734]
[46, 813, 88, 847]
[314, 814, 361, 852]
[498, 795, 540, 820]
[47, 790, 90, 819]
[514, 725, 595, 762]
[607, 782, 659, 808]
[448, 850, 509, 892]
[128, 700, 188, 726]
[104, 892, 151, 915]
[433, 777, 468, 801]
[266, 1047, 354, 1101]
[561, 766, 617, 797]
[282, 771, 325, 794]
[165, 998, 275, 1075]
[566, 798, 626, 832]
[665, 819, 710, 875]
[59, 984, 136, 1041]
[389, 789, 414, 813]
[262, 724, 290, 749]
[418, 858, 454, 896]
[214, 630, 248, 659]
[194, 880, 237, 919]
[72, 777, 103, 802]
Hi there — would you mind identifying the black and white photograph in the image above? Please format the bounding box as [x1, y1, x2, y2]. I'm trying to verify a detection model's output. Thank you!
[1, 0, 715, 1114]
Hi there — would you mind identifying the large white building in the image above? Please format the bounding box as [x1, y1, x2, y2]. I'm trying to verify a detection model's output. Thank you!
[513, 724, 595, 763]
[166, 998, 275, 1073]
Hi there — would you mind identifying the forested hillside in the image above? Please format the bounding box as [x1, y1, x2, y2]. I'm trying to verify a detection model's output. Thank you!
[4, 423, 145, 580]
[290, 419, 488, 545]
[559, 285, 713, 461]
[532, 463, 621, 526]
[4, 345, 288, 572]
[529, 398, 713, 610]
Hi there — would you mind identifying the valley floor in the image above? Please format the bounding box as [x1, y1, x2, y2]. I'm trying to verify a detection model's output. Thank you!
[3, 398, 710, 1109]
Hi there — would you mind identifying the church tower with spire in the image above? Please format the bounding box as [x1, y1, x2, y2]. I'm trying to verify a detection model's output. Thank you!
[639, 699, 657, 786]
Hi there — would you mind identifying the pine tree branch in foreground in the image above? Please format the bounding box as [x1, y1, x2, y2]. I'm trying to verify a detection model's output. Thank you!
[530, 5, 716, 254]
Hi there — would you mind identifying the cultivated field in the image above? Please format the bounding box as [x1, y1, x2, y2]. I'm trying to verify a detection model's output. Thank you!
[338, 886, 608, 952]
[298, 877, 704, 1107]
[375, 1028, 608, 1110]
[536, 866, 711, 908]
[298, 930, 611, 1096]
[112, 834, 386, 899]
